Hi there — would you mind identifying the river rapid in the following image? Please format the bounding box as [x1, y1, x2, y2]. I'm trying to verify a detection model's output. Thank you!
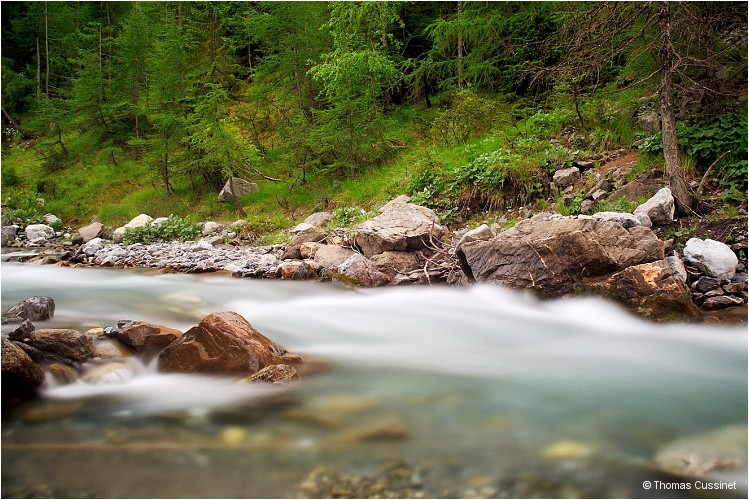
[1, 260, 747, 498]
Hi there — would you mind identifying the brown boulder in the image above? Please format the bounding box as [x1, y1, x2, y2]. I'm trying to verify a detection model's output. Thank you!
[158, 311, 303, 374]
[458, 217, 664, 297]
[116, 320, 183, 350]
[2, 338, 45, 396]
[601, 259, 700, 321]
[21, 329, 95, 362]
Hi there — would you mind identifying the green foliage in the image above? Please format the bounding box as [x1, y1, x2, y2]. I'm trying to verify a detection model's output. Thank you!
[410, 145, 551, 223]
[664, 225, 697, 250]
[555, 193, 583, 216]
[1, 195, 47, 225]
[1, 165, 22, 189]
[430, 91, 499, 146]
[122, 215, 201, 244]
[331, 207, 369, 228]
[640, 113, 747, 193]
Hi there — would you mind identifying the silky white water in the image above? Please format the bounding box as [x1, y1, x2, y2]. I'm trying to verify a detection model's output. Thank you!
[1, 262, 746, 498]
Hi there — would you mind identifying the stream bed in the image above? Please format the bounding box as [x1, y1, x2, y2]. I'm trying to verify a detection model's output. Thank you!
[1, 261, 746, 498]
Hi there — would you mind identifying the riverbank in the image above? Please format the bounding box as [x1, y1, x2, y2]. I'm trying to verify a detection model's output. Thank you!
[3, 190, 747, 324]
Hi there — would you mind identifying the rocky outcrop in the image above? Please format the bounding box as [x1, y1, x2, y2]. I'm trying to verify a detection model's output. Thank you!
[159, 311, 303, 374]
[683, 238, 738, 280]
[354, 196, 447, 258]
[457, 217, 663, 297]
[116, 320, 183, 351]
[2, 296, 55, 324]
[218, 177, 258, 202]
[2, 338, 45, 397]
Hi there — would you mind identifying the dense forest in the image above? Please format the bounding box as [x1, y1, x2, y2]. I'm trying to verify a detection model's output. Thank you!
[1, 1, 747, 235]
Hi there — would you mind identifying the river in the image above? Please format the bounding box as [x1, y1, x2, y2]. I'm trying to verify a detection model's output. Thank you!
[1, 260, 746, 498]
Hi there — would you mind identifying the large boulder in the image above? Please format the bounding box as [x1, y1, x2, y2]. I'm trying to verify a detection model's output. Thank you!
[601, 259, 700, 321]
[24, 223, 55, 244]
[302, 242, 358, 271]
[158, 311, 303, 374]
[633, 187, 675, 226]
[2, 296, 55, 324]
[2, 225, 18, 246]
[2, 338, 45, 396]
[73, 221, 103, 244]
[334, 253, 390, 287]
[457, 217, 664, 297]
[354, 196, 447, 258]
[370, 251, 421, 279]
[19, 329, 95, 363]
[683, 238, 738, 280]
[125, 214, 153, 229]
[218, 177, 258, 202]
[116, 320, 183, 351]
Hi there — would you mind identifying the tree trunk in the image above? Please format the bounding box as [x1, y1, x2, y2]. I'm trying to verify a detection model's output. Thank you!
[658, 1, 694, 215]
[45, 2, 50, 98]
[98, 25, 104, 102]
[456, 0, 464, 91]
[36, 37, 41, 102]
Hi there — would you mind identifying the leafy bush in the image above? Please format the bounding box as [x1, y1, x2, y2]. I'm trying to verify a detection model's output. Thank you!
[122, 215, 201, 244]
[331, 207, 371, 227]
[430, 91, 499, 146]
[1, 195, 47, 225]
[640, 113, 747, 192]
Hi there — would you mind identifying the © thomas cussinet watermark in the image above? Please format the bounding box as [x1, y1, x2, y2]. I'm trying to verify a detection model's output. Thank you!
[641, 480, 737, 491]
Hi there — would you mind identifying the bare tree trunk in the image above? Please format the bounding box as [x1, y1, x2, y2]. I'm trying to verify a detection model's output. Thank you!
[45, 2, 50, 98]
[36, 37, 41, 102]
[658, 1, 694, 215]
[457, 0, 464, 91]
[99, 24, 105, 102]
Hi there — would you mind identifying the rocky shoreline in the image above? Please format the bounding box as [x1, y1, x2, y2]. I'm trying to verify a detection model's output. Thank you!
[3, 191, 747, 324]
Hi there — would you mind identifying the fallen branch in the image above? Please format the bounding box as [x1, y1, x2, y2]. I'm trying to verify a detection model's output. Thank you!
[696, 149, 731, 197]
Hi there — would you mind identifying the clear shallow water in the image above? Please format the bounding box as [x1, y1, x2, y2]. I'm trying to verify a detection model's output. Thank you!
[1, 262, 747, 498]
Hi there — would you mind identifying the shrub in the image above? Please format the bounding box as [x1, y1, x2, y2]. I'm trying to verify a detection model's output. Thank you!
[410, 147, 551, 223]
[640, 112, 747, 193]
[122, 215, 201, 244]
[1, 195, 46, 225]
[430, 91, 499, 146]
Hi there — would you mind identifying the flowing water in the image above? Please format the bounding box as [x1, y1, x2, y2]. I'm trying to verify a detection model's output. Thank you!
[1, 260, 747, 498]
